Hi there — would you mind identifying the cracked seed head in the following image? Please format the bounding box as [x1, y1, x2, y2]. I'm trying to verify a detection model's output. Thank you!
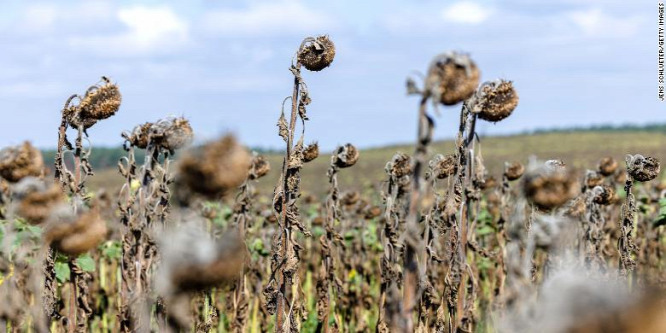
[298, 35, 336, 71]
[0, 141, 44, 183]
[626, 154, 660, 182]
[426, 52, 480, 105]
[333, 143, 359, 168]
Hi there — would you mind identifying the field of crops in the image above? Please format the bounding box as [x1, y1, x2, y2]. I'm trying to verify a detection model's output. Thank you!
[1, 36, 665, 333]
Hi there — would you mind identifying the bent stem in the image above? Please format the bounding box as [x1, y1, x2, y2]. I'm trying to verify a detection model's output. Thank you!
[402, 94, 431, 331]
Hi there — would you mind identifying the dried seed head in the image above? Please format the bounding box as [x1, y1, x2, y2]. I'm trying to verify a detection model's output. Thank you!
[364, 205, 382, 220]
[78, 77, 121, 121]
[340, 191, 360, 206]
[656, 181, 666, 192]
[522, 165, 579, 210]
[302, 193, 317, 204]
[626, 154, 660, 182]
[333, 143, 359, 168]
[565, 196, 586, 218]
[178, 135, 251, 199]
[426, 52, 480, 105]
[598, 157, 618, 176]
[44, 206, 108, 256]
[584, 170, 604, 188]
[312, 216, 324, 225]
[545, 159, 566, 170]
[11, 177, 64, 225]
[249, 154, 270, 180]
[64, 77, 122, 129]
[0, 142, 44, 183]
[504, 161, 525, 181]
[480, 175, 497, 190]
[303, 142, 319, 163]
[429, 154, 457, 179]
[150, 117, 194, 151]
[614, 170, 627, 184]
[592, 185, 615, 205]
[125, 122, 153, 149]
[386, 153, 412, 178]
[472, 79, 519, 122]
[263, 209, 278, 224]
[201, 205, 218, 220]
[297, 35, 336, 71]
[158, 227, 245, 294]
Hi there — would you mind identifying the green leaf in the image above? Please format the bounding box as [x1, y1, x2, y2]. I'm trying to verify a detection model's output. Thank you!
[26, 225, 42, 236]
[77, 254, 96, 272]
[55, 262, 70, 283]
[312, 226, 325, 238]
[344, 230, 356, 241]
[476, 225, 495, 236]
[102, 241, 122, 259]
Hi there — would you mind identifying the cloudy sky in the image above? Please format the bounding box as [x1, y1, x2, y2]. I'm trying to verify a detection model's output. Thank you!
[0, 0, 660, 150]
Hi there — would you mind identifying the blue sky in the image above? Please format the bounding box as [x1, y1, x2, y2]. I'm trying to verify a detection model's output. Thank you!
[0, 0, 661, 150]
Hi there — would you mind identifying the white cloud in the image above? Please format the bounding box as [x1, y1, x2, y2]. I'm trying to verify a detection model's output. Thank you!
[117, 6, 188, 47]
[201, 1, 335, 36]
[568, 8, 641, 38]
[441, 2, 493, 25]
[68, 5, 189, 57]
[16, 2, 114, 33]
